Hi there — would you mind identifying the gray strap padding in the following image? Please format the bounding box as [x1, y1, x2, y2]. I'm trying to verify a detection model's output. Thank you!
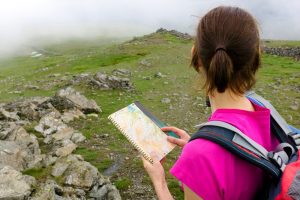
[246, 91, 292, 135]
[196, 121, 270, 160]
[291, 134, 300, 149]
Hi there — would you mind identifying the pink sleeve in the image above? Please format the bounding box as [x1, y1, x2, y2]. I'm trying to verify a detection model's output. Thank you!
[170, 139, 229, 200]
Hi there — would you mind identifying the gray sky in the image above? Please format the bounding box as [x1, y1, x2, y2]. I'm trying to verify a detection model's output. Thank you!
[1, 0, 300, 57]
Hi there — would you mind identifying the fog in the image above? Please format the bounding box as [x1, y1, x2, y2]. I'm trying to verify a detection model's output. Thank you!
[0, 0, 300, 57]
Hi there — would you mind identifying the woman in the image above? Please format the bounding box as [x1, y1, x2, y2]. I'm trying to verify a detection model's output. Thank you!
[142, 6, 279, 200]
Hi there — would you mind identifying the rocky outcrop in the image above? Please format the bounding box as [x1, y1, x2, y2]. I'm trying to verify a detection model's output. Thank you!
[3, 97, 50, 121]
[263, 47, 300, 61]
[156, 28, 193, 40]
[0, 87, 121, 199]
[38, 155, 121, 200]
[71, 69, 133, 90]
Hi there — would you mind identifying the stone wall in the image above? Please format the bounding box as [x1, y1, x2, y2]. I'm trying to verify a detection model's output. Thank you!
[263, 47, 300, 61]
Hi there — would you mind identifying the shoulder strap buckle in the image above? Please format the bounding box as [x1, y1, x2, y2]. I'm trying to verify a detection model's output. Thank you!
[267, 142, 295, 172]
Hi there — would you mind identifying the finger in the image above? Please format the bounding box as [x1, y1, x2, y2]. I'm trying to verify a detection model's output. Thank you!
[161, 126, 186, 137]
[167, 136, 186, 147]
[160, 156, 166, 165]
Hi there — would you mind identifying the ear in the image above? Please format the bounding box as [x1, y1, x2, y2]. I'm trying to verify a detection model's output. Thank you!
[191, 45, 203, 72]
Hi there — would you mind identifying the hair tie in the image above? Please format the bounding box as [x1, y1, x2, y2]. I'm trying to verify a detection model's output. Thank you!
[215, 45, 226, 52]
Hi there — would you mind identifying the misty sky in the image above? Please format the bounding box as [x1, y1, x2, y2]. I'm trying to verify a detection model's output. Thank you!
[1, 0, 300, 57]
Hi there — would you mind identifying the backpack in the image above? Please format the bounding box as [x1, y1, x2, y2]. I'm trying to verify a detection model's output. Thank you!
[190, 91, 300, 200]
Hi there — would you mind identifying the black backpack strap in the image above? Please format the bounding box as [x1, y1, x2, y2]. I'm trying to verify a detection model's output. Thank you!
[191, 122, 283, 179]
[246, 91, 298, 150]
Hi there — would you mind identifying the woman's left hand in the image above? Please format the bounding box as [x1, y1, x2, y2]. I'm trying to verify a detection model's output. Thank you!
[142, 152, 166, 187]
[142, 152, 174, 200]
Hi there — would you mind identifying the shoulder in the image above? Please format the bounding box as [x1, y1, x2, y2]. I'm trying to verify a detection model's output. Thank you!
[181, 138, 231, 159]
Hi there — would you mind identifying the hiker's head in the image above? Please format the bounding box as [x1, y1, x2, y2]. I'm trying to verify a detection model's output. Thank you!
[191, 6, 261, 95]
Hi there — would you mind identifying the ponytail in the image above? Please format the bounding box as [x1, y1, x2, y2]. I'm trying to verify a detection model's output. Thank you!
[207, 48, 233, 93]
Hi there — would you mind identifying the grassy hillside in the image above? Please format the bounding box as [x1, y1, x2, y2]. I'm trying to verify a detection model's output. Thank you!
[263, 39, 300, 48]
[0, 32, 299, 199]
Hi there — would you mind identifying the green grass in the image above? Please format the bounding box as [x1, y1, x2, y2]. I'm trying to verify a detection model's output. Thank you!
[0, 32, 299, 199]
[263, 39, 300, 47]
[23, 167, 51, 180]
[114, 177, 132, 190]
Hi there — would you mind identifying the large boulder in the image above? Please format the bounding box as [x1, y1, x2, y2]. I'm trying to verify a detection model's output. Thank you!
[60, 154, 100, 188]
[50, 87, 101, 114]
[0, 166, 36, 200]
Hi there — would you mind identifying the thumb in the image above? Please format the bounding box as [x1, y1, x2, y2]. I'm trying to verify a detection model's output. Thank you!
[150, 151, 160, 163]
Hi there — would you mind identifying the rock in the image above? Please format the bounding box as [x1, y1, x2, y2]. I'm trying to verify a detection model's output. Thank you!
[161, 98, 171, 104]
[50, 87, 101, 114]
[42, 154, 57, 167]
[71, 132, 86, 144]
[0, 166, 36, 200]
[142, 76, 151, 80]
[0, 109, 19, 121]
[154, 72, 163, 78]
[86, 113, 99, 118]
[58, 155, 102, 189]
[0, 122, 17, 140]
[112, 69, 131, 77]
[140, 59, 152, 67]
[61, 109, 85, 123]
[91, 72, 133, 90]
[0, 141, 26, 171]
[71, 73, 91, 85]
[26, 85, 40, 90]
[290, 104, 299, 111]
[5, 126, 42, 169]
[30, 180, 64, 200]
[55, 140, 77, 157]
[48, 73, 61, 78]
[51, 127, 75, 141]
[0, 126, 42, 170]
[3, 97, 50, 121]
[51, 162, 70, 177]
[154, 72, 166, 78]
[63, 186, 86, 199]
[89, 184, 121, 200]
[34, 111, 67, 137]
[8, 90, 22, 94]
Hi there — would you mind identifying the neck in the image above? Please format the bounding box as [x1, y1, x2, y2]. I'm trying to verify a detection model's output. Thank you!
[209, 90, 254, 113]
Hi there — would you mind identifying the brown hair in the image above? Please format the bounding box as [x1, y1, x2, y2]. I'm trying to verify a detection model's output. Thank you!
[191, 6, 261, 95]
